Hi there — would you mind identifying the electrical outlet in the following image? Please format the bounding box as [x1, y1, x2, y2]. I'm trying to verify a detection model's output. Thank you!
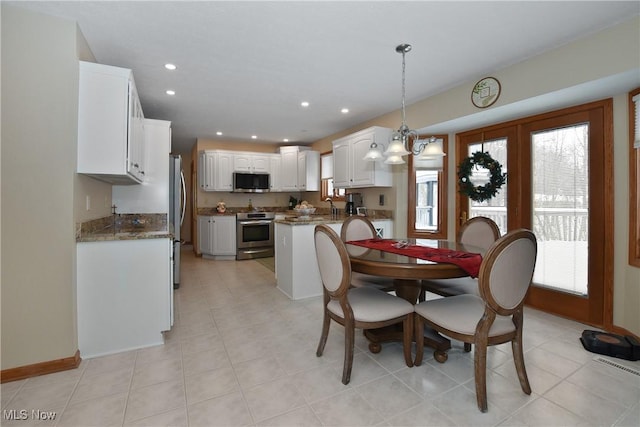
[379, 194, 384, 206]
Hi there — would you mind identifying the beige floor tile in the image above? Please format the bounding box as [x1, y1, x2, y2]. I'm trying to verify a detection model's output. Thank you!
[545, 381, 628, 426]
[69, 366, 133, 405]
[504, 396, 590, 426]
[393, 364, 459, 399]
[234, 356, 287, 390]
[124, 379, 185, 423]
[184, 365, 240, 405]
[430, 384, 509, 425]
[311, 388, 381, 426]
[243, 377, 307, 422]
[123, 407, 187, 427]
[187, 391, 253, 427]
[256, 404, 323, 426]
[355, 374, 423, 419]
[386, 401, 458, 427]
[57, 392, 127, 427]
[291, 365, 351, 403]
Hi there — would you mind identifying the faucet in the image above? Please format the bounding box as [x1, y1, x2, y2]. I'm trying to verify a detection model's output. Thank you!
[325, 198, 338, 219]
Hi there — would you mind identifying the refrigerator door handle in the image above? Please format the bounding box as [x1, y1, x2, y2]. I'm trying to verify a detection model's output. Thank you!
[180, 170, 186, 226]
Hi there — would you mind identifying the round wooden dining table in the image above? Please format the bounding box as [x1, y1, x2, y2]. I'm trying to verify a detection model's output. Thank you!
[345, 238, 484, 359]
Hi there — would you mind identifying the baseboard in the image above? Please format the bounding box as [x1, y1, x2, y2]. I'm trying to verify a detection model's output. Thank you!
[1, 350, 81, 383]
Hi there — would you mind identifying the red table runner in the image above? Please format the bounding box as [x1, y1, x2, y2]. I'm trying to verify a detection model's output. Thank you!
[347, 239, 483, 278]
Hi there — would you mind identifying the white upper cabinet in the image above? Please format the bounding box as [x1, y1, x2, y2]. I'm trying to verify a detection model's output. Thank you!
[280, 146, 320, 192]
[332, 127, 393, 188]
[269, 154, 282, 192]
[199, 150, 232, 192]
[233, 152, 270, 173]
[77, 61, 146, 185]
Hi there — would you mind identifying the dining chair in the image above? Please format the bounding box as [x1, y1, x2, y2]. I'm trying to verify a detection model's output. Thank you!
[414, 229, 537, 412]
[340, 216, 396, 292]
[314, 224, 414, 384]
[420, 216, 501, 298]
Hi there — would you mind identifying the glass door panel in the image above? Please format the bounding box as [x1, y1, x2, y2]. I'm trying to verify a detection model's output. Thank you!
[467, 138, 508, 235]
[531, 124, 589, 295]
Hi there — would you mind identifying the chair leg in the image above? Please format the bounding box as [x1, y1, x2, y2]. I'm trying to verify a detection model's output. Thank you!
[414, 314, 424, 366]
[316, 310, 330, 357]
[402, 315, 414, 367]
[342, 321, 355, 385]
[473, 338, 489, 412]
[512, 311, 531, 395]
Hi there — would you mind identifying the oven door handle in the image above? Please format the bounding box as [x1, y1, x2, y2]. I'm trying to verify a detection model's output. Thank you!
[238, 220, 273, 226]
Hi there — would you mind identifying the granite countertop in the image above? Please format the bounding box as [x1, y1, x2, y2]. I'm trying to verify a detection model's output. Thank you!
[77, 214, 173, 242]
[275, 211, 393, 226]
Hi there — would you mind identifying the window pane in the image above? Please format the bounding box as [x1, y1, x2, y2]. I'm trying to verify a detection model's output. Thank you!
[531, 124, 589, 295]
[415, 171, 439, 230]
[468, 139, 508, 234]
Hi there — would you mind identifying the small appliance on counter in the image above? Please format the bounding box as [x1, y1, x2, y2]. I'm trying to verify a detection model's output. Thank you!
[345, 192, 363, 216]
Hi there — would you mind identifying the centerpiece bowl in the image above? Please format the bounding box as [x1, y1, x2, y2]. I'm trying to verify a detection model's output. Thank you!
[294, 207, 316, 219]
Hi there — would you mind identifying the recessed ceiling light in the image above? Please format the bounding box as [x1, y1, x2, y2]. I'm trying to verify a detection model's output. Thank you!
[300, 101, 310, 107]
[251, 135, 257, 139]
[341, 108, 349, 113]
[166, 90, 175, 96]
[164, 63, 177, 70]
[216, 131, 223, 136]
[283, 138, 289, 142]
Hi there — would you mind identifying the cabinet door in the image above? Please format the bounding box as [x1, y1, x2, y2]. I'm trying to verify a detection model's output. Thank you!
[198, 216, 213, 254]
[297, 152, 307, 191]
[332, 140, 351, 188]
[351, 132, 376, 187]
[269, 155, 281, 191]
[127, 82, 145, 181]
[233, 153, 252, 172]
[215, 152, 233, 191]
[199, 152, 217, 191]
[280, 150, 299, 191]
[251, 155, 270, 173]
[212, 216, 237, 255]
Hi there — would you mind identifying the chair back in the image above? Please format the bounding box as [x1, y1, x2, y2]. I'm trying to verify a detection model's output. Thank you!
[459, 216, 501, 250]
[314, 225, 351, 297]
[341, 216, 376, 242]
[478, 229, 537, 315]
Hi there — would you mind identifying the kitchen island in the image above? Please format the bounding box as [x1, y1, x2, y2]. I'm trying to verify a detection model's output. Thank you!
[76, 214, 173, 358]
[274, 215, 392, 300]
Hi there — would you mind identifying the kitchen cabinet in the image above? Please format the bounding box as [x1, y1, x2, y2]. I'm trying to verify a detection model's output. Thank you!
[332, 127, 393, 188]
[269, 154, 282, 192]
[77, 61, 146, 184]
[199, 150, 233, 191]
[279, 146, 320, 191]
[113, 119, 171, 213]
[77, 238, 173, 358]
[233, 152, 270, 173]
[198, 215, 236, 259]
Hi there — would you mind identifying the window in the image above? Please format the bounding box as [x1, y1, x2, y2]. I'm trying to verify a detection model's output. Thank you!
[408, 135, 448, 239]
[630, 88, 640, 267]
[320, 152, 345, 201]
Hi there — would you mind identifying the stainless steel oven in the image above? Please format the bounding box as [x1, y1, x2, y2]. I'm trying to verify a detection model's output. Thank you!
[236, 212, 275, 260]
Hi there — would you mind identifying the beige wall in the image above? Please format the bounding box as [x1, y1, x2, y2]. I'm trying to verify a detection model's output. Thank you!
[311, 17, 640, 335]
[1, 5, 87, 369]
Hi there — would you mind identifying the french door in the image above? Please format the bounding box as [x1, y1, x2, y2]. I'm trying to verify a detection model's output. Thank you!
[456, 100, 613, 326]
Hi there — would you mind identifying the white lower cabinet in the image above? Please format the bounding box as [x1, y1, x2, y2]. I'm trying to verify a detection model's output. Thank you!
[198, 215, 236, 259]
[275, 219, 393, 300]
[77, 238, 173, 358]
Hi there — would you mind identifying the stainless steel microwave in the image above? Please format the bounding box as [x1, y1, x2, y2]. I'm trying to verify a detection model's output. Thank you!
[232, 172, 270, 193]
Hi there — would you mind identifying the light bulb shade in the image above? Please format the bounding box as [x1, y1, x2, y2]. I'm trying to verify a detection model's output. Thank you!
[418, 140, 446, 160]
[384, 154, 406, 165]
[363, 145, 384, 161]
[384, 137, 410, 156]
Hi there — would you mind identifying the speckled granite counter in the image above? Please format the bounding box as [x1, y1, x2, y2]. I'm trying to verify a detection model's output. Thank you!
[77, 214, 172, 242]
[275, 210, 393, 226]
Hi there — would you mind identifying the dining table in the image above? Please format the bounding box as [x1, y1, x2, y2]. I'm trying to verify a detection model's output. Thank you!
[345, 237, 485, 361]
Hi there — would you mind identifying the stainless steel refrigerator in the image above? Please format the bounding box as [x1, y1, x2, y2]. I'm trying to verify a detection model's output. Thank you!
[169, 155, 186, 288]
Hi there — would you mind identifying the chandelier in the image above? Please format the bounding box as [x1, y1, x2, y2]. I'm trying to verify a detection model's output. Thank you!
[363, 43, 446, 165]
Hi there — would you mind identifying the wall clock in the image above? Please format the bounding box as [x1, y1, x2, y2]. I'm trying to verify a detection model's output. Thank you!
[471, 77, 501, 108]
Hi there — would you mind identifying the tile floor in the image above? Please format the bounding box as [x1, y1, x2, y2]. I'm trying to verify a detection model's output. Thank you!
[2, 247, 639, 426]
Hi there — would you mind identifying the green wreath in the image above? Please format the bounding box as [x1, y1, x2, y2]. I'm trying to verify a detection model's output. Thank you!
[457, 151, 506, 202]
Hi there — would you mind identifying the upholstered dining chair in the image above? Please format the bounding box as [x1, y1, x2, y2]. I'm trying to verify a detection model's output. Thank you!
[340, 216, 395, 292]
[314, 224, 414, 384]
[414, 229, 537, 412]
[420, 216, 501, 298]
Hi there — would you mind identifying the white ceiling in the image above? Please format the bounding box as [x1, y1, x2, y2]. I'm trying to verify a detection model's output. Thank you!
[11, 1, 640, 153]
